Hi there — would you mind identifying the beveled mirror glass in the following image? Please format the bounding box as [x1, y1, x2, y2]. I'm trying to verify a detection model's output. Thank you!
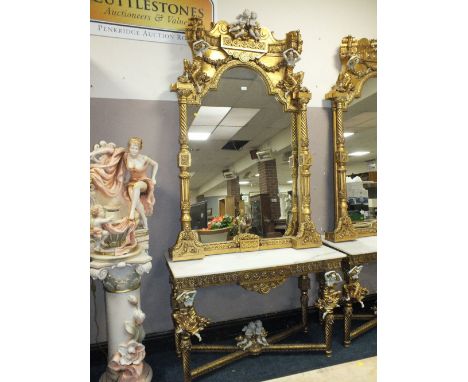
[345, 78, 376, 232]
[188, 67, 295, 241]
[325, 36, 377, 242]
[170, 15, 322, 260]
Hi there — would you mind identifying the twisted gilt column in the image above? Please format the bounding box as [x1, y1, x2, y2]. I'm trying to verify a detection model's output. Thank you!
[324, 312, 334, 357]
[285, 112, 298, 236]
[178, 97, 191, 233]
[343, 301, 353, 347]
[292, 102, 321, 248]
[180, 333, 192, 382]
[325, 100, 357, 242]
[170, 89, 204, 260]
[298, 109, 311, 224]
[335, 101, 349, 222]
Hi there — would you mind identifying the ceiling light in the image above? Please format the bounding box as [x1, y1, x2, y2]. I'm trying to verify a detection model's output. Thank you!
[255, 173, 259, 177]
[188, 132, 211, 141]
[239, 181, 250, 185]
[241, 86, 247, 91]
[349, 151, 370, 156]
[287, 180, 293, 184]
[344, 132, 354, 138]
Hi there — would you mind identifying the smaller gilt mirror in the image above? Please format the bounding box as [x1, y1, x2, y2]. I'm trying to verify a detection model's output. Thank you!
[325, 36, 377, 242]
[170, 12, 322, 260]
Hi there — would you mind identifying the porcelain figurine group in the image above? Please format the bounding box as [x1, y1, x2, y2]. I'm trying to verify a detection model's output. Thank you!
[90, 137, 158, 257]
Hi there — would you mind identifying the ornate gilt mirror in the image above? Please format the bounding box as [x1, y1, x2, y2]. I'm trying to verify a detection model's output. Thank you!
[325, 36, 377, 242]
[170, 12, 321, 261]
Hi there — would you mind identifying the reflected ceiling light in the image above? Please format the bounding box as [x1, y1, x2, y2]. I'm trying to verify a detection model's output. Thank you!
[255, 173, 259, 177]
[241, 86, 247, 91]
[349, 151, 370, 156]
[220, 108, 260, 127]
[239, 181, 250, 185]
[344, 132, 354, 138]
[209, 125, 242, 140]
[287, 180, 293, 184]
[188, 132, 211, 141]
[191, 106, 231, 126]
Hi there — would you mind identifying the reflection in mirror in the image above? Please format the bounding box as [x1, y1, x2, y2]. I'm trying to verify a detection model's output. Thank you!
[187, 67, 293, 241]
[344, 78, 377, 229]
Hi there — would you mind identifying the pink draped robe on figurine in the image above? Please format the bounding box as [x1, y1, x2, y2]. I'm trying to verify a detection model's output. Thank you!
[91, 147, 155, 217]
[102, 218, 137, 257]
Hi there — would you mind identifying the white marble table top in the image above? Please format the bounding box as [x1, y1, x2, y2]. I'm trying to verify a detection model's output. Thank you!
[322, 236, 377, 257]
[165, 246, 346, 279]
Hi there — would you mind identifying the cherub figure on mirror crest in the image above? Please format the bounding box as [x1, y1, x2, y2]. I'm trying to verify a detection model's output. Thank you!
[229, 9, 261, 41]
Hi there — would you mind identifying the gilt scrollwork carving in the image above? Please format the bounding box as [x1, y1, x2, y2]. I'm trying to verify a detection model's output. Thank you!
[343, 278, 369, 308]
[327, 36, 377, 110]
[175, 14, 311, 112]
[233, 233, 260, 252]
[178, 57, 211, 94]
[315, 271, 343, 319]
[292, 220, 322, 249]
[170, 259, 343, 290]
[239, 279, 287, 294]
[329, 215, 357, 242]
[342, 266, 368, 308]
[172, 290, 210, 342]
[277, 48, 304, 99]
[170, 230, 204, 261]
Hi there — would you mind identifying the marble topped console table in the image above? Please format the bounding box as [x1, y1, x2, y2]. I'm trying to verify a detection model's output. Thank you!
[323, 236, 377, 347]
[165, 247, 346, 382]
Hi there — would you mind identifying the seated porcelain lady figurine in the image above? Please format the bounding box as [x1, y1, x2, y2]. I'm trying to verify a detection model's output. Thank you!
[90, 137, 158, 230]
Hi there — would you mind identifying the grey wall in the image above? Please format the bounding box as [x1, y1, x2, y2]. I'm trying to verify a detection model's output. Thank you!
[204, 196, 221, 218]
[90, 98, 376, 344]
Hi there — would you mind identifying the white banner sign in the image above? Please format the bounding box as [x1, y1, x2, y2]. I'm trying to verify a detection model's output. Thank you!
[90, 22, 187, 45]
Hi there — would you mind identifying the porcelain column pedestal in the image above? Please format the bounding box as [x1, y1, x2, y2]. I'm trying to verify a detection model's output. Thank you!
[91, 251, 153, 382]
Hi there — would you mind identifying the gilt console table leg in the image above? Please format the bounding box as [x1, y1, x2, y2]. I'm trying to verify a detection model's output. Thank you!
[180, 332, 192, 382]
[343, 301, 353, 347]
[324, 311, 335, 357]
[342, 265, 369, 346]
[172, 290, 210, 382]
[315, 271, 342, 358]
[169, 282, 181, 357]
[298, 275, 310, 333]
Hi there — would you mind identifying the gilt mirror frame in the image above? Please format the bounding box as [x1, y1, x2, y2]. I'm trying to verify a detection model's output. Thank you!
[170, 15, 322, 261]
[324, 36, 377, 242]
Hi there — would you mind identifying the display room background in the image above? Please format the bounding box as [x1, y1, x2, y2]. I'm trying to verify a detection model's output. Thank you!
[91, 0, 377, 343]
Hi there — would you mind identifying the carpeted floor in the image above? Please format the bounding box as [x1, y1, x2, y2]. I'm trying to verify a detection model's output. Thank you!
[90, 320, 376, 382]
